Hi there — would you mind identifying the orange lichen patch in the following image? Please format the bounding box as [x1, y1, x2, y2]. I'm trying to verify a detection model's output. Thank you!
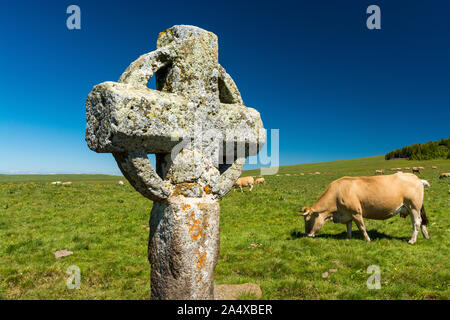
[204, 185, 211, 194]
[186, 212, 202, 241]
[195, 249, 207, 270]
[157, 28, 172, 41]
[182, 204, 191, 211]
[172, 183, 198, 196]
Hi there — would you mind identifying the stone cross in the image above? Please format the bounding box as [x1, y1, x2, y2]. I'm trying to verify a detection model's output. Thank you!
[85, 25, 265, 300]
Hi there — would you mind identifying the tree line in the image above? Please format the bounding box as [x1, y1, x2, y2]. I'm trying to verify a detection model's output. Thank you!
[385, 138, 450, 160]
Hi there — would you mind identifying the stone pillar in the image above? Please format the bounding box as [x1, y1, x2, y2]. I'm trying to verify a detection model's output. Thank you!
[149, 197, 220, 299]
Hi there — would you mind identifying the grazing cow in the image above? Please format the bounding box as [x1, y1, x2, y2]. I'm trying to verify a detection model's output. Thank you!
[432, 166, 438, 169]
[234, 176, 254, 192]
[315, 172, 321, 175]
[62, 182, 72, 186]
[375, 169, 384, 175]
[439, 173, 450, 179]
[118, 180, 125, 185]
[412, 167, 421, 174]
[298, 173, 431, 244]
[255, 177, 265, 185]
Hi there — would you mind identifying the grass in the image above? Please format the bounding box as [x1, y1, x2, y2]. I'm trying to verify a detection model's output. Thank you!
[0, 156, 449, 299]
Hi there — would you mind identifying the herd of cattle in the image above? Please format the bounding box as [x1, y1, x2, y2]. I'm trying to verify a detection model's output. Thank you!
[233, 165, 449, 244]
[48, 164, 448, 244]
[374, 165, 446, 175]
[50, 181, 72, 185]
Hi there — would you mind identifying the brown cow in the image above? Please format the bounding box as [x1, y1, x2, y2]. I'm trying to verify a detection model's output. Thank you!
[375, 169, 385, 175]
[439, 173, 450, 179]
[298, 173, 431, 244]
[62, 182, 72, 186]
[412, 167, 421, 174]
[234, 176, 254, 192]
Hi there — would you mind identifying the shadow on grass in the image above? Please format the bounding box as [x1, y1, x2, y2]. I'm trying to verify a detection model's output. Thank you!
[290, 229, 409, 241]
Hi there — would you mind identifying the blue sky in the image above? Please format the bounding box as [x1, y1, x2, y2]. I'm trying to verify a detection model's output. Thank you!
[0, 0, 449, 174]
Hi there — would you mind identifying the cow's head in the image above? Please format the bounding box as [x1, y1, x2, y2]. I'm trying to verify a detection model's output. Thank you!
[298, 207, 330, 237]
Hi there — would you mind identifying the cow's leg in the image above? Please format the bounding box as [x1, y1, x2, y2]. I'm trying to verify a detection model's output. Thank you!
[353, 215, 371, 242]
[249, 184, 253, 192]
[346, 222, 352, 239]
[420, 205, 430, 240]
[408, 209, 422, 244]
[421, 225, 430, 239]
[240, 185, 243, 192]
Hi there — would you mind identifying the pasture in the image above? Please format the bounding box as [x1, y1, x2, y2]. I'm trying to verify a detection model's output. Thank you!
[0, 156, 449, 299]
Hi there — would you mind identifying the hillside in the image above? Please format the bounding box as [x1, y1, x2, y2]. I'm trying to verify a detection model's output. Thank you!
[385, 138, 450, 161]
[1, 155, 449, 299]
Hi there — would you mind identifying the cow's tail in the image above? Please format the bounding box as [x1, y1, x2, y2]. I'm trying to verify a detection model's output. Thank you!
[420, 205, 429, 226]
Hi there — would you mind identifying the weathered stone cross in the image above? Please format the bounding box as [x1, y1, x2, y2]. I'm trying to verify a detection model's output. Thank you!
[85, 25, 265, 299]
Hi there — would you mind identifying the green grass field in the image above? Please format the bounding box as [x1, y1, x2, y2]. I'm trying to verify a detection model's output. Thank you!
[0, 156, 449, 299]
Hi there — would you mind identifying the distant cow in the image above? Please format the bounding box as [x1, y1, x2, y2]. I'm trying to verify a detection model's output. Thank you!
[298, 173, 431, 244]
[118, 180, 125, 185]
[315, 172, 321, 175]
[51, 181, 62, 185]
[255, 177, 265, 185]
[62, 182, 72, 186]
[432, 166, 438, 169]
[439, 173, 450, 179]
[375, 169, 384, 175]
[404, 167, 410, 170]
[412, 167, 421, 174]
[234, 176, 254, 192]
